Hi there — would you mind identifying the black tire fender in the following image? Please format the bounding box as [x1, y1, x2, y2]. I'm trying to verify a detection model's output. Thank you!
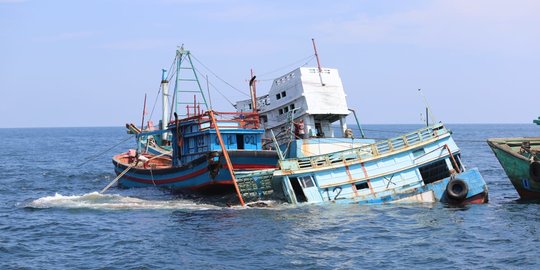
[530, 161, 540, 182]
[446, 178, 469, 201]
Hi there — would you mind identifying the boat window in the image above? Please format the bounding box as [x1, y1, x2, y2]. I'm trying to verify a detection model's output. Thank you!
[355, 182, 369, 190]
[236, 134, 244, 149]
[419, 159, 450, 185]
[290, 103, 295, 110]
[412, 148, 425, 158]
[299, 176, 315, 188]
[276, 93, 281, 100]
[284, 107, 289, 113]
[279, 109, 283, 115]
[281, 91, 287, 98]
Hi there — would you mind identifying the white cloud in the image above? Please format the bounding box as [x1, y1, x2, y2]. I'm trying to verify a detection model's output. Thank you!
[315, 0, 540, 55]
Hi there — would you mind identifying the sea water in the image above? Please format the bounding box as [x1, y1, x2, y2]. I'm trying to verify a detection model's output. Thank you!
[1, 124, 539, 269]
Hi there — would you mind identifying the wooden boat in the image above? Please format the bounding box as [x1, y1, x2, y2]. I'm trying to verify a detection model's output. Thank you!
[487, 137, 540, 199]
[232, 40, 488, 205]
[235, 124, 488, 205]
[111, 47, 277, 196]
[113, 110, 277, 193]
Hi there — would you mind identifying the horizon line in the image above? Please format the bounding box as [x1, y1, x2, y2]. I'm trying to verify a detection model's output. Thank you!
[1, 122, 537, 129]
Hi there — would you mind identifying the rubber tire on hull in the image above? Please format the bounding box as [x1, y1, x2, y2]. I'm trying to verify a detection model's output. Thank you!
[446, 178, 469, 201]
[530, 161, 540, 182]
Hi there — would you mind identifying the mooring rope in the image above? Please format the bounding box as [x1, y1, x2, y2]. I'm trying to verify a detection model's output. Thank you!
[77, 135, 134, 167]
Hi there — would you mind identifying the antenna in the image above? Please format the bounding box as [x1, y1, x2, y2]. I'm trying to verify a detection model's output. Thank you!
[418, 88, 436, 126]
[311, 38, 325, 86]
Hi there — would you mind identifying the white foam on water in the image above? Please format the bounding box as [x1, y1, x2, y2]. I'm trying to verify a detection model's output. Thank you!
[27, 192, 222, 211]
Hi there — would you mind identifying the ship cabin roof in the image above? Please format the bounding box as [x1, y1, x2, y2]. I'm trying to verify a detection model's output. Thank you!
[167, 111, 266, 165]
[236, 67, 350, 128]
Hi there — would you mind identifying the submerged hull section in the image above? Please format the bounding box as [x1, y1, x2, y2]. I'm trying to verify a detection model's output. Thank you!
[488, 138, 540, 200]
[236, 124, 489, 205]
[354, 169, 487, 204]
[112, 150, 277, 192]
[271, 166, 487, 206]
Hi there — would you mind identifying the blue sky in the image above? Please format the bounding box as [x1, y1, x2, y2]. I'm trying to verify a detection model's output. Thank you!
[1, 0, 539, 128]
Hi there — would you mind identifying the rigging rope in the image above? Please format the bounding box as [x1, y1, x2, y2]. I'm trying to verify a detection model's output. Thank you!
[190, 53, 249, 97]
[193, 65, 236, 107]
[148, 86, 161, 121]
[76, 135, 134, 167]
[257, 54, 315, 80]
[141, 54, 179, 125]
[166, 55, 178, 82]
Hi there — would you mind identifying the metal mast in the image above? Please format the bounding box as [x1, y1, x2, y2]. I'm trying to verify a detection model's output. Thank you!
[173, 46, 209, 117]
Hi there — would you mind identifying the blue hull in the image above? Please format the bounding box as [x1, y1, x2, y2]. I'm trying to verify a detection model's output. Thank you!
[113, 150, 277, 192]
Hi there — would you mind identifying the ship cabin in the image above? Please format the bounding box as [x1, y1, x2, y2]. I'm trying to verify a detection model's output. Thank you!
[167, 111, 265, 166]
[236, 67, 375, 158]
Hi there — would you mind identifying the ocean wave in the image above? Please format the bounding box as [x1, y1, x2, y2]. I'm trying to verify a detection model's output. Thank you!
[26, 192, 222, 211]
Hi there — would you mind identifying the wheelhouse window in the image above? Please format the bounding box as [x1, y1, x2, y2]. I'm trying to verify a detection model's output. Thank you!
[299, 176, 314, 188]
[355, 182, 369, 190]
[276, 93, 281, 100]
[281, 91, 287, 98]
[419, 159, 450, 184]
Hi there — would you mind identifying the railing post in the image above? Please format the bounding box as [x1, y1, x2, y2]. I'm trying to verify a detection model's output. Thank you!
[445, 144, 461, 173]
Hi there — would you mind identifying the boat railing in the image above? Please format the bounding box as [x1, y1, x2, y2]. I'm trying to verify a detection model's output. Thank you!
[279, 124, 448, 171]
[183, 111, 260, 130]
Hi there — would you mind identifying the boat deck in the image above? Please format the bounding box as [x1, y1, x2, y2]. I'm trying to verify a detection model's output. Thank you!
[114, 153, 172, 169]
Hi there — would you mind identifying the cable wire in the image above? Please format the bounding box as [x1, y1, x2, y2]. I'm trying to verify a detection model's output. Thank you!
[257, 54, 315, 79]
[190, 53, 249, 97]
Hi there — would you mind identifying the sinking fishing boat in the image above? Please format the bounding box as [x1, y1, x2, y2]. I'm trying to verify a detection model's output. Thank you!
[113, 111, 277, 193]
[487, 120, 540, 199]
[111, 47, 277, 195]
[235, 124, 488, 205]
[232, 40, 488, 205]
